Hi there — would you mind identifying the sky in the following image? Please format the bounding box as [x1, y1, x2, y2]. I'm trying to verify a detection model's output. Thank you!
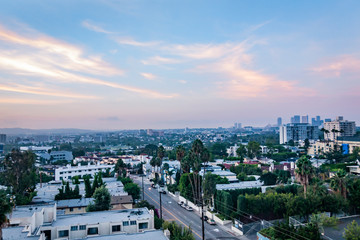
[0, 0, 359, 130]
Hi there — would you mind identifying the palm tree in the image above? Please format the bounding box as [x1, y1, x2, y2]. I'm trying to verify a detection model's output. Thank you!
[176, 145, 186, 173]
[330, 169, 348, 199]
[168, 169, 175, 185]
[157, 146, 165, 183]
[0, 191, 12, 239]
[295, 156, 315, 198]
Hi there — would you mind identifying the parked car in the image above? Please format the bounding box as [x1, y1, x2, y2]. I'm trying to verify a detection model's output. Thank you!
[200, 216, 209, 221]
[178, 201, 184, 205]
[181, 203, 188, 208]
[185, 206, 193, 211]
[207, 219, 216, 225]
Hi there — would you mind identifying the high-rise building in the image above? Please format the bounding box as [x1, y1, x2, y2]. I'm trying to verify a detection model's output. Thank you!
[291, 115, 301, 124]
[301, 115, 309, 124]
[323, 116, 356, 141]
[234, 123, 242, 129]
[277, 117, 282, 126]
[0, 134, 6, 144]
[279, 123, 319, 144]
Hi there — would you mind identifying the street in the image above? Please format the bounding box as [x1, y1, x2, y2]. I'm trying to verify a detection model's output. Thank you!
[132, 175, 242, 240]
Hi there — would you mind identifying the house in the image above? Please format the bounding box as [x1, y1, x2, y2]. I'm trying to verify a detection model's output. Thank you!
[56, 198, 93, 215]
[111, 195, 133, 210]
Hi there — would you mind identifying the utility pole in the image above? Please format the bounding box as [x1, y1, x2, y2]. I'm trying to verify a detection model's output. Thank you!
[159, 190, 163, 220]
[142, 174, 145, 201]
[201, 162, 206, 240]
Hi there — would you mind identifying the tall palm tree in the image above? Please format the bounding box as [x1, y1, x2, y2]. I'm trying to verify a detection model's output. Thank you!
[0, 191, 12, 239]
[330, 169, 348, 199]
[295, 156, 315, 198]
[157, 146, 165, 182]
[176, 145, 186, 173]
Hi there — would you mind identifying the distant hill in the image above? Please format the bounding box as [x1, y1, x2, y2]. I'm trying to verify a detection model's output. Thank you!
[0, 128, 95, 135]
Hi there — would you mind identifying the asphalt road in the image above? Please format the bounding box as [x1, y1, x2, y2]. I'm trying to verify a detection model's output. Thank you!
[132, 175, 240, 240]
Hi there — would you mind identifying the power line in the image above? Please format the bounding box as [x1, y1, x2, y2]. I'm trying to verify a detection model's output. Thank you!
[210, 198, 312, 240]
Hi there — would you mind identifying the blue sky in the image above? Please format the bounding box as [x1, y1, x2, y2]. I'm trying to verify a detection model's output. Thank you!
[0, 0, 359, 129]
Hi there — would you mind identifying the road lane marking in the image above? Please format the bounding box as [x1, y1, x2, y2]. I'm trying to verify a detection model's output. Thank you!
[144, 191, 202, 239]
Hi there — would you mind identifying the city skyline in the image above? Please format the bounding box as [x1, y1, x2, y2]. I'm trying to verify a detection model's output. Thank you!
[0, 1, 360, 129]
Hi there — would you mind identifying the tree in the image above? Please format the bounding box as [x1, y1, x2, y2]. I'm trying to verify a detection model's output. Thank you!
[0, 190, 12, 238]
[344, 220, 360, 240]
[203, 173, 229, 208]
[210, 143, 227, 158]
[295, 156, 315, 198]
[247, 141, 260, 159]
[2, 150, 37, 205]
[163, 221, 195, 240]
[176, 145, 186, 172]
[114, 159, 126, 178]
[86, 186, 111, 212]
[330, 169, 349, 199]
[236, 144, 247, 162]
[124, 183, 140, 201]
[260, 172, 278, 186]
[84, 176, 92, 198]
[274, 169, 291, 184]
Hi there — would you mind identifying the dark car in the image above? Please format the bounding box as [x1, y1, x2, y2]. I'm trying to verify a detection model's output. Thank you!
[200, 216, 209, 221]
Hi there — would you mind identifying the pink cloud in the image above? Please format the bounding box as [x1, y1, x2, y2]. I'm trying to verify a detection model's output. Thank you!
[311, 55, 360, 77]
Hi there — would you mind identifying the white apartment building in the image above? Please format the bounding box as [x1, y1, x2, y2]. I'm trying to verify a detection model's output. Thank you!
[324, 116, 356, 141]
[279, 123, 319, 144]
[4, 206, 156, 240]
[55, 163, 114, 181]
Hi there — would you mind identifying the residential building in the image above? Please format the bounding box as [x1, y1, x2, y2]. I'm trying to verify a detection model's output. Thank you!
[5, 205, 155, 240]
[277, 117, 282, 127]
[111, 195, 133, 210]
[307, 141, 336, 156]
[55, 163, 114, 181]
[323, 116, 356, 141]
[279, 123, 319, 144]
[56, 198, 93, 215]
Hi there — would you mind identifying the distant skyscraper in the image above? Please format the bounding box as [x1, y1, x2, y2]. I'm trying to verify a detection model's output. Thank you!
[0, 134, 6, 144]
[234, 123, 242, 129]
[277, 117, 282, 126]
[291, 115, 301, 124]
[325, 118, 331, 122]
[302, 115, 308, 124]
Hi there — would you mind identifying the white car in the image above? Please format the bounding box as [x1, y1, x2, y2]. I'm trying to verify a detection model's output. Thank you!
[185, 206, 193, 211]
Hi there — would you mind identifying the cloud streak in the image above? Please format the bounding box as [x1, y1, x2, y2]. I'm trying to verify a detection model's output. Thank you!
[82, 20, 114, 34]
[311, 55, 360, 77]
[0, 23, 176, 99]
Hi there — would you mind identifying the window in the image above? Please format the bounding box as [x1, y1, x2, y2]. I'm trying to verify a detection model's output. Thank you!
[123, 221, 129, 226]
[130, 220, 136, 225]
[58, 230, 69, 237]
[112, 225, 121, 232]
[69, 207, 74, 212]
[78, 207, 82, 210]
[71, 226, 78, 231]
[79, 225, 86, 230]
[87, 227, 98, 235]
[139, 222, 148, 229]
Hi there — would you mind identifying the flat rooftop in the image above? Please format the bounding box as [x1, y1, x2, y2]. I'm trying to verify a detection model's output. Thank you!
[216, 180, 263, 190]
[95, 230, 168, 240]
[53, 208, 151, 227]
[34, 178, 127, 203]
[9, 204, 55, 219]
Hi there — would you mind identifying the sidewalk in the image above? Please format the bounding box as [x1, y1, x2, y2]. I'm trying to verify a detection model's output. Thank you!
[166, 189, 241, 238]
